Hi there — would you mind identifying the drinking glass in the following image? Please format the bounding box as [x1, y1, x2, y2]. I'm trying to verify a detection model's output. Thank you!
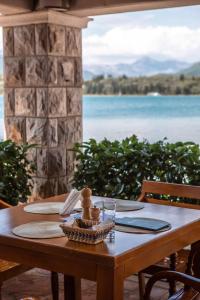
[95, 199, 116, 241]
[102, 199, 116, 223]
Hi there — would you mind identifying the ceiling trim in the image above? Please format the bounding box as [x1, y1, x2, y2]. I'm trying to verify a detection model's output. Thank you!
[0, 0, 199, 17]
[0, 9, 91, 28]
[68, 0, 200, 16]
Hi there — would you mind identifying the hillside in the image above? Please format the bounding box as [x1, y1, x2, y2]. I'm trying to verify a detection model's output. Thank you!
[180, 62, 200, 76]
[83, 74, 200, 95]
[0, 53, 199, 96]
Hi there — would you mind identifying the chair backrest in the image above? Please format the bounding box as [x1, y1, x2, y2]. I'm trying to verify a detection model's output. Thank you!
[0, 199, 12, 209]
[192, 248, 200, 278]
[186, 241, 200, 278]
[138, 180, 200, 209]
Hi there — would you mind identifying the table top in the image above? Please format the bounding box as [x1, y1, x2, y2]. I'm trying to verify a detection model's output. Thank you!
[0, 196, 200, 268]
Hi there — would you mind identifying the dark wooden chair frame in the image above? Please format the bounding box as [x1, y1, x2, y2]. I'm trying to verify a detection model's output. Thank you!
[144, 241, 200, 300]
[137, 180, 200, 300]
[0, 199, 59, 300]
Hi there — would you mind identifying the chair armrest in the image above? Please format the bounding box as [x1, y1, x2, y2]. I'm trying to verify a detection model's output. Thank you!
[144, 271, 200, 300]
[0, 199, 12, 209]
[137, 193, 145, 202]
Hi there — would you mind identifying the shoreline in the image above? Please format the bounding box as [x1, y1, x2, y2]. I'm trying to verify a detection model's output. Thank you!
[83, 94, 200, 97]
[0, 93, 200, 97]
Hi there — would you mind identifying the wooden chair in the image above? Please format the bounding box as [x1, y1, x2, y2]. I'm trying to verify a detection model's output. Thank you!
[137, 180, 200, 299]
[144, 241, 200, 300]
[0, 199, 59, 300]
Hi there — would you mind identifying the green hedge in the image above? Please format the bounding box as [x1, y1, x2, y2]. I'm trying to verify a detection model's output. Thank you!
[0, 140, 35, 206]
[73, 136, 200, 200]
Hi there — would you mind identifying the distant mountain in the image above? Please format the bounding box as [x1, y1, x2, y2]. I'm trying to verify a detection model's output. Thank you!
[0, 54, 198, 80]
[83, 70, 95, 81]
[83, 57, 191, 79]
[179, 62, 200, 76]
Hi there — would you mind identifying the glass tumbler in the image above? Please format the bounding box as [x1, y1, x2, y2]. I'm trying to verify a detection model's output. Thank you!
[101, 199, 116, 241]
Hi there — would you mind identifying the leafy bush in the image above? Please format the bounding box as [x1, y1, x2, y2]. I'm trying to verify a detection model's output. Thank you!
[73, 136, 200, 200]
[0, 140, 35, 206]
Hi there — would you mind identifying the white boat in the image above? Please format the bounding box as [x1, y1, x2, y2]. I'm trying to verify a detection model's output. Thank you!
[147, 92, 161, 96]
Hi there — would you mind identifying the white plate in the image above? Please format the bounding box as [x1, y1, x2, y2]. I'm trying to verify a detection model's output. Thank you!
[24, 202, 64, 214]
[12, 221, 65, 239]
[94, 199, 144, 212]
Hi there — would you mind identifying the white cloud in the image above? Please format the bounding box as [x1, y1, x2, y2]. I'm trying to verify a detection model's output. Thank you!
[83, 25, 200, 65]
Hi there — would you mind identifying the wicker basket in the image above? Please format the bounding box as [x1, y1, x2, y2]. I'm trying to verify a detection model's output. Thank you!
[60, 220, 114, 244]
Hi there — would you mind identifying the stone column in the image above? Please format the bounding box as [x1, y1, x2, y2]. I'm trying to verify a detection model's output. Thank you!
[0, 11, 90, 198]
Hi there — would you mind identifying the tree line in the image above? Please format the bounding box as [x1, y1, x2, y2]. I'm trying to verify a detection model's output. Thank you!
[83, 74, 200, 95]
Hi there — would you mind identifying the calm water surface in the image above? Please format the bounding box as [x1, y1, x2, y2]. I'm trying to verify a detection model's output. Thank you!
[1, 95, 200, 142]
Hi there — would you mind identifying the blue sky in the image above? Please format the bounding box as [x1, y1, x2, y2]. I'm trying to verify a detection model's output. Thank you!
[83, 5, 200, 65]
[0, 5, 199, 66]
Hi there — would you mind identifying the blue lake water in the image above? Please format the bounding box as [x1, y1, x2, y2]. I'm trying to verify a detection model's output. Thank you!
[1, 95, 200, 143]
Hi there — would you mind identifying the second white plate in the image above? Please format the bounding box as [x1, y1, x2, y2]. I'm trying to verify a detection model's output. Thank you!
[94, 199, 144, 212]
[24, 202, 64, 214]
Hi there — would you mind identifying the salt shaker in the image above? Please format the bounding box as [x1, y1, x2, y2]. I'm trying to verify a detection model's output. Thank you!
[91, 206, 101, 222]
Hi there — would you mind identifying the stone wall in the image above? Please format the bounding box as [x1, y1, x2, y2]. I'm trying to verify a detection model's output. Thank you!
[3, 23, 82, 197]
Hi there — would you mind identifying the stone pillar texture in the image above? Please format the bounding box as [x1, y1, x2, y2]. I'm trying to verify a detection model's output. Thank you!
[3, 22, 83, 197]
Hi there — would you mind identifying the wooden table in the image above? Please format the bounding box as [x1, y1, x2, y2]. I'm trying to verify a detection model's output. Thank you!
[0, 195, 200, 300]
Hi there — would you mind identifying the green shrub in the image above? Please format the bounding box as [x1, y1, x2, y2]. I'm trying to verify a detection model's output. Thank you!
[0, 140, 36, 206]
[73, 136, 200, 200]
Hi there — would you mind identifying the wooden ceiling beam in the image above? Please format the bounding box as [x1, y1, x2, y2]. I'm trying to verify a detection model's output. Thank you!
[0, 0, 34, 15]
[68, 0, 200, 16]
[0, 0, 200, 16]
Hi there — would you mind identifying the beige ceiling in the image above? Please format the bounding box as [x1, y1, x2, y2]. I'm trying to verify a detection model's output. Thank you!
[0, 0, 200, 16]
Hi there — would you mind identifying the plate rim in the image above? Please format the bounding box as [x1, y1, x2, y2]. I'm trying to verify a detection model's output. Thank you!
[24, 202, 64, 214]
[12, 221, 64, 239]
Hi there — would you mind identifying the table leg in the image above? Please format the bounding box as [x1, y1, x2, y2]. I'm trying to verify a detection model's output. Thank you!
[138, 272, 145, 300]
[0, 283, 2, 300]
[64, 275, 81, 300]
[96, 265, 124, 300]
[51, 271, 59, 300]
[169, 253, 176, 296]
